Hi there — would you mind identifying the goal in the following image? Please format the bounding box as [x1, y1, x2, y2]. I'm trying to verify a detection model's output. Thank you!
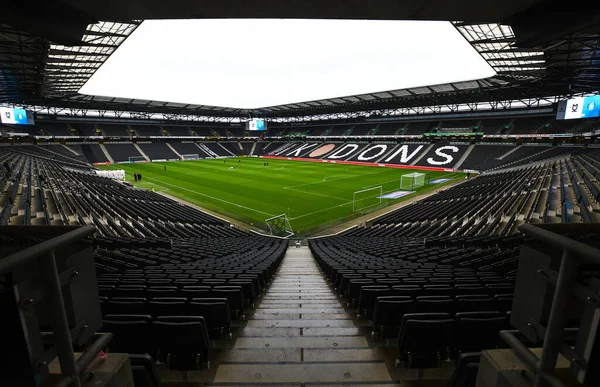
[265, 214, 294, 238]
[129, 156, 148, 163]
[401, 172, 426, 190]
[353, 186, 383, 212]
[181, 154, 200, 160]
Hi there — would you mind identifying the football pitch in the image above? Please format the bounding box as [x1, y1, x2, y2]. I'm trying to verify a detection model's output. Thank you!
[99, 158, 463, 236]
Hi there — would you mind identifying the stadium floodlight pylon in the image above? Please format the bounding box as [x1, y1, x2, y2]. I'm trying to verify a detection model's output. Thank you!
[353, 186, 383, 212]
[265, 214, 294, 238]
[181, 154, 200, 160]
[401, 172, 426, 190]
[128, 156, 148, 163]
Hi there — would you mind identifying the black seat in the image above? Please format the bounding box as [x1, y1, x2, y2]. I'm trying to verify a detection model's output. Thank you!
[448, 352, 481, 387]
[210, 287, 244, 319]
[189, 298, 232, 339]
[416, 296, 455, 314]
[372, 296, 415, 338]
[357, 286, 391, 317]
[102, 319, 152, 354]
[130, 354, 163, 387]
[152, 320, 211, 370]
[454, 315, 507, 353]
[148, 298, 188, 317]
[399, 318, 454, 368]
[181, 286, 211, 300]
[455, 295, 497, 313]
[106, 300, 146, 315]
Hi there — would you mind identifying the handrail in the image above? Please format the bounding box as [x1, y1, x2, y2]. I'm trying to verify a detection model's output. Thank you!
[519, 223, 600, 264]
[0, 225, 98, 387]
[0, 225, 96, 275]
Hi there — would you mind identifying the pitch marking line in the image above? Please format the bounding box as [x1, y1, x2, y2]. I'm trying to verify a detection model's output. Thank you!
[361, 172, 457, 190]
[145, 177, 276, 217]
[289, 172, 460, 221]
[285, 187, 351, 202]
[284, 171, 386, 190]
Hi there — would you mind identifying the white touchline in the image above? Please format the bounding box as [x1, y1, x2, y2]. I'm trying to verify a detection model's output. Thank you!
[145, 177, 276, 217]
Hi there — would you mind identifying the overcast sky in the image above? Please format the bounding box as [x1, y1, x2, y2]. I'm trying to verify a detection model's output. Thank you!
[79, 19, 495, 109]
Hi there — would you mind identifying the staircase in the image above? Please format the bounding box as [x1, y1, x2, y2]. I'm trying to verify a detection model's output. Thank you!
[209, 246, 395, 385]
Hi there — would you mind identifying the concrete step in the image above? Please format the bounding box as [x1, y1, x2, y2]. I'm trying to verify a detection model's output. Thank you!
[214, 362, 391, 383]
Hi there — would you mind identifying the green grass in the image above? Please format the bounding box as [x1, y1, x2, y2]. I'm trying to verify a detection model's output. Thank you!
[99, 158, 463, 236]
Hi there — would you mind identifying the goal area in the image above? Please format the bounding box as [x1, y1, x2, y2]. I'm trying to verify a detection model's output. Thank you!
[181, 154, 200, 160]
[401, 172, 426, 190]
[353, 186, 383, 212]
[129, 156, 148, 163]
[265, 214, 294, 238]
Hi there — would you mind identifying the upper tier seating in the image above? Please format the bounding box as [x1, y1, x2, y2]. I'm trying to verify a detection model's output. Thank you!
[39, 122, 72, 136]
[189, 126, 215, 136]
[72, 124, 101, 136]
[163, 126, 191, 136]
[132, 126, 163, 136]
[100, 124, 131, 137]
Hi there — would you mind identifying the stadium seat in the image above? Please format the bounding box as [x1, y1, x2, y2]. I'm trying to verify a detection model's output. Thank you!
[454, 313, 507, 353]
[372, 296, 415, 338]
[398, 317, 454, 368]
[152, 320, 211, 370]
[189, 298, 232, 339]
[448, 352, 482, 387]
[130, 354, 163, 387]
[102, 318, 153, 354]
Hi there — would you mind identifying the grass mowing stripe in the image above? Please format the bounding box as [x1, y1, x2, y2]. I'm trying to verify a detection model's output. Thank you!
[100, 158, 463, 235]
[144, 176, 276, 217]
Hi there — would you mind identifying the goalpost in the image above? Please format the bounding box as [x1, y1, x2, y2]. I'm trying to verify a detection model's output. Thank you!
[181, 154, 200, 160]
[353, 186, 383, 212]
[128, 156, 148, 163]
[265, 214, 294, 238]
[401, 172, 426, 190]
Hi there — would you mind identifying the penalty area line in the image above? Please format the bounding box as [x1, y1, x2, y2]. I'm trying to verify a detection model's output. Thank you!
[144, 177, 276, 217]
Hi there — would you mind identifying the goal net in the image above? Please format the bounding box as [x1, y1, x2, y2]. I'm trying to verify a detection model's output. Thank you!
[401, 172, 426, 190]
[353, 186, 383, 212]
[181, 154, 200, 160]
[129, 156, 148, 163]
[265, 214, 294, 238]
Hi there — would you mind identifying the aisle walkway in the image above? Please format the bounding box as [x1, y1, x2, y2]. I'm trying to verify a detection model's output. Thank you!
[212, 246, 396, 385]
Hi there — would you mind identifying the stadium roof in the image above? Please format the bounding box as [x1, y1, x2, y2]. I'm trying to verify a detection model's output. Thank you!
[1, 1, 599, 119]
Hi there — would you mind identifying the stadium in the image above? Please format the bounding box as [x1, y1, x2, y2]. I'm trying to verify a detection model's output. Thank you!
[0, 2, 599, 387]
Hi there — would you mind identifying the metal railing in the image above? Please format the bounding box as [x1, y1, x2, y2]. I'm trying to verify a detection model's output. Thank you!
[500, 223, 600, 387]
[0, 225, 109, 387]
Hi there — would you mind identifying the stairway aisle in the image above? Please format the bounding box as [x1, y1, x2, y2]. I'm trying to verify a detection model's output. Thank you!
[212, 246, 396, 385]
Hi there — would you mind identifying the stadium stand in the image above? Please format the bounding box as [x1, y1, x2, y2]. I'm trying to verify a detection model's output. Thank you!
[39, 121, 72, 136]
[99, 124, 131, 137]
[509, 116, 551, 134]
[72, 123, 101, 136]
[80, 144, 111, 164]
[104, 143, 144, 162]
[132, 125, 164, 136]
[189, 126, 216, 136]
[163, 126, 191, 136]
[200, 142, 233, 157]
[137, 143, 179, 161]
[168, 141, 201, 157]
[376, 122, 406, 135]
[219, 142, 243, 156]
